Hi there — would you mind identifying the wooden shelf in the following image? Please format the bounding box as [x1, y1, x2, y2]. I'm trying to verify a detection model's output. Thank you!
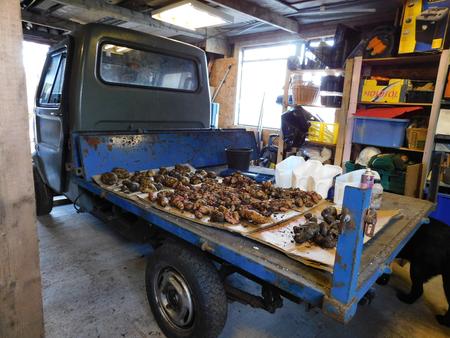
[305, 139, 336, 147]
[399, 147, 424, 153]
[289, 69, 344, 75]
[362, 53, 441, 66]
[353, 142, 424, 153]
[358, 101, 433, 107]
[287, 104, 339, 109]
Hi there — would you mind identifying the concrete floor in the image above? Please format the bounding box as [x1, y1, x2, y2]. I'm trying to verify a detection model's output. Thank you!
[38, 204, 450, 338]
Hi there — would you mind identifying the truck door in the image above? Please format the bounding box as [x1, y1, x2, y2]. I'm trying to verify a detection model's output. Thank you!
[34, 47, 67, 193]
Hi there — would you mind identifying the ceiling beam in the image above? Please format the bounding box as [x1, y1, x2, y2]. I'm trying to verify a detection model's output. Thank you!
[51, 0, 205, 38]
[21, 9, 80, 32]
[208, 0, 301, 34]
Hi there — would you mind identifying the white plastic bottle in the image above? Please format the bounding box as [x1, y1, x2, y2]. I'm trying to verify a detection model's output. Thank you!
[371, 179, 383, 209]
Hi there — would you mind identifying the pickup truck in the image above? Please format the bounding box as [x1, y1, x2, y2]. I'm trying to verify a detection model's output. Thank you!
[32, 23, 433, 338]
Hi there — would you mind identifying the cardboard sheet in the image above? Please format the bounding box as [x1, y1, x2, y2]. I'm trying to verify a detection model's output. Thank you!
[93, 169, 323, 236]
[248, 206, 400, 272]
[93, 169, 400, 272]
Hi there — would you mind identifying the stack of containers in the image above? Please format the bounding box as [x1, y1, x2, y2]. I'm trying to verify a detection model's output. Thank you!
[275, 156, 342, 198]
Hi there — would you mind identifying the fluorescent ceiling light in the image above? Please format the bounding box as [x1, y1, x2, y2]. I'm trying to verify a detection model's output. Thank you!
[152, 0, 233, 30]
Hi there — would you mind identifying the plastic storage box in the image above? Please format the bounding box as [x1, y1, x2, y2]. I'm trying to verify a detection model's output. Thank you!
[352, 117, 409, 148]
[430, 193, 450, 226]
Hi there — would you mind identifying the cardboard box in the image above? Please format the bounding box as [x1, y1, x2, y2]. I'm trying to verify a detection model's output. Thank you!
[360, 78, 408, 103]
[399, 0, 450, 54]
[404, 163, 423, 197]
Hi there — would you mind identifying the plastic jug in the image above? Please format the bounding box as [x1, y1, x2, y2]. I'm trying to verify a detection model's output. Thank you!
[275, 156, 305, 188]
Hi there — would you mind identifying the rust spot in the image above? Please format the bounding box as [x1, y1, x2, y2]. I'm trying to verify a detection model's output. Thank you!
[85, 136, 101, 150]
[107, 144, 113, 151]
[335, 253, 342, 265]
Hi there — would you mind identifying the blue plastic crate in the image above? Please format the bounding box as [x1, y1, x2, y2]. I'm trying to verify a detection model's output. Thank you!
[352, 116, 409, 148]
[430, 193, 450, 226]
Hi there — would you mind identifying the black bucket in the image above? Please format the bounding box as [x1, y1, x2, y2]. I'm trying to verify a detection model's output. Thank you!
[225, 148, 253, 171]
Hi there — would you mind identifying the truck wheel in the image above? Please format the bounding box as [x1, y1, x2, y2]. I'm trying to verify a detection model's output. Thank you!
[33, 166, 53, 216]
[145, 243, 227, 338]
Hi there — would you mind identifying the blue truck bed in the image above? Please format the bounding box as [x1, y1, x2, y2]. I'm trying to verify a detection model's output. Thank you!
[70, 129, 434, 322]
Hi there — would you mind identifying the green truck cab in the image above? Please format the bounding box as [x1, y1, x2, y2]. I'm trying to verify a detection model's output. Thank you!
[33, 23, 211, 214]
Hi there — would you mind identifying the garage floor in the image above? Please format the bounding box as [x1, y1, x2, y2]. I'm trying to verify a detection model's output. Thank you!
[38, 204, 450, 338]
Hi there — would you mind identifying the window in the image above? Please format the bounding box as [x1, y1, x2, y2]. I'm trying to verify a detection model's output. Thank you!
[236, 44, 297, 128]
[38, 51, 66, 106]
[236, 38, 338, 128]
[99, 43, 198, 92]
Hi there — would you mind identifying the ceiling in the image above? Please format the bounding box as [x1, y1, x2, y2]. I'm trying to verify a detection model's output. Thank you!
[20, 0, 403, 48]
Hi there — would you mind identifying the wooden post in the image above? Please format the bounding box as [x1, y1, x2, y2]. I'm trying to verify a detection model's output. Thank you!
[342, 56, 363, 164]
[334, 59, 354, 166]
[0, 3, 44, 338]
[421, 49, 450, 195]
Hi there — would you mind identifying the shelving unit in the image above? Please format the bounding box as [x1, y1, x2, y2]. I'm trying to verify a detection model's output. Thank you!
[342, 50, 450, 196]
[277, 60, 353, 165]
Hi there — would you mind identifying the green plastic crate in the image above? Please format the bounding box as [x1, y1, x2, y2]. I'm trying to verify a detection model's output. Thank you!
[377, 169, 405, 194]
[344, 161, 366, 173]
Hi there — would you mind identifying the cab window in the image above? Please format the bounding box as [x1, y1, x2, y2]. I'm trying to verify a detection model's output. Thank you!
[38, 50, 67, 106]
[99, 43, 198, 92]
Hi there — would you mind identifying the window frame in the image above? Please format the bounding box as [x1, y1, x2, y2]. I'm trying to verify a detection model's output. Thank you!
[96, 41, 201, 93]
[36, 48, 67, 108]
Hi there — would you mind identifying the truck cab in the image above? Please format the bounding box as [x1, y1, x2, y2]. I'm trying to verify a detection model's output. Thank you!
[33, 23, 211, 214]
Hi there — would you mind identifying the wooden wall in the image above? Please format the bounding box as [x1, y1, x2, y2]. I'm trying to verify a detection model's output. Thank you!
[209, 57, 238, 128]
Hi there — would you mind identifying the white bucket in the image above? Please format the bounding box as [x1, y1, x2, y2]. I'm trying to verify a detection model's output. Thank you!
[334, 169, 380, 206]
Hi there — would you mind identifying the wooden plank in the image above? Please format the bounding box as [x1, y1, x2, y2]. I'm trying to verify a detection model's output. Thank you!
[21, 9, 80, 32]
[209, 0, 301, 34]
[342, 56, 363, 164]
[0, 2, 44, 337]
[209, 57, 238, 128]
[334, 59, 353, 166]
[362, 53, 441, 66]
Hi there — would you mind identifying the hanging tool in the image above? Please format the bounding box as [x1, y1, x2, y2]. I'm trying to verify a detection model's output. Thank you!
[256, 92, 266, 149]
[212, 64, 232, 102]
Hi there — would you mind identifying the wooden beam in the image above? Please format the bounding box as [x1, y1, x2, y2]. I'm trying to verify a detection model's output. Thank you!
[52, 0, 205, 38]
[208, 0, 301, 34]
[21, 9, 80, 32]
[0, 2, 44, 337]
[229, 25, 335, 46]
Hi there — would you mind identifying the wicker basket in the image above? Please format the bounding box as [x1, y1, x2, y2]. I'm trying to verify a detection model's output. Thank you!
[291, 81, 320, 106]
[406, 128, 427, 150]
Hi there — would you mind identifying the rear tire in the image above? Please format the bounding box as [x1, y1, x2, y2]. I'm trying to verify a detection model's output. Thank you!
[146, 242, 227, 338]
[33, 165, 53, 216]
